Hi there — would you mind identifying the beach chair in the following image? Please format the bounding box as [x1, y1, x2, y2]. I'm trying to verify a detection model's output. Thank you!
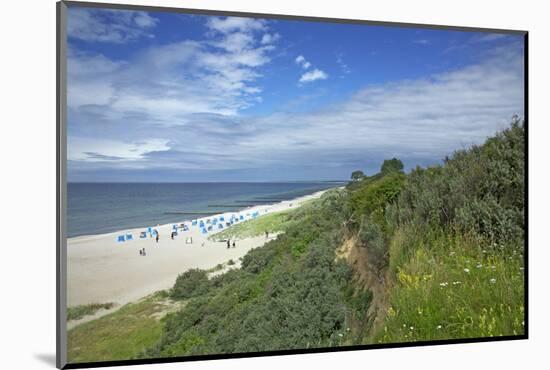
[185, 237, 193, 244]
[212, 218, 218, 224]
[226, 222, 231, 227]
[218, 223, 223, 229]
[192, 220, 197, 226]
[140, 231, 147, 238]
[208, 225, 213, 231]
[172, 224, 177, 230]
[201, 228, 207, 234]
[219, 216, 225, 221]
[206, 219, 211, 224]
[239, 215, 244, 220]
[117, 235, 125, 242]
[126, 234, 133, 241]
[152, 230, 158, 236]
[147, 227, 152, 233]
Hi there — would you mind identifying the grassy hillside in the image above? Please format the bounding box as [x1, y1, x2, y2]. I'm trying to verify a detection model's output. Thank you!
[372, 119, 525, 342]
[67, 120, 525, 362]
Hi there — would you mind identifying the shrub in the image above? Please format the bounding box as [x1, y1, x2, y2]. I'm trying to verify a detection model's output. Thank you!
[171, 269, 211, 300]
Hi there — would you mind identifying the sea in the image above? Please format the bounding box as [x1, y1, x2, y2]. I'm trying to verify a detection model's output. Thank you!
[67, 182, 343, 237]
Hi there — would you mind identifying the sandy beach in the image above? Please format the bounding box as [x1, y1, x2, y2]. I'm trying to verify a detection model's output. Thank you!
[67, 189, 330, 309]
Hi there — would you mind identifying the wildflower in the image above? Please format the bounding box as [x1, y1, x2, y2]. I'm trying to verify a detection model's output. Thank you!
[437, 325, 442, 329]
[410, 326, 414, 330]
[403, 324, 407, 328]
[464, 268, 470, 273]
[439, 282, 449, 287]
[338, 333, 343, 337]
[450, 251, 455, 256]
[522, 321, 525, 326]
[452, 281, 461, 285]
[490, 278, 496, 284]
[482, 249, 487, 253]
[519, 267, 524, 271]
[490, 266, 496, 270]
[476, 264, 482, 269]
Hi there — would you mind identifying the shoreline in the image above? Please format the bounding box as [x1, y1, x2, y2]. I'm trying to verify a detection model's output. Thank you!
[68, 187, 335, 241]
[67, 187, 334, 311]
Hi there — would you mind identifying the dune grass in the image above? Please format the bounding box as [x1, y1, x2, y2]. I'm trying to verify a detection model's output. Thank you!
[209, 210, 294, 240]
[67, 291, 180, 363]
[67, 302, 115, 321]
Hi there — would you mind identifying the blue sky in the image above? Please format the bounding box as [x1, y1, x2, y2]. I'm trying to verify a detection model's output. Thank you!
[66, 6, 525, 182]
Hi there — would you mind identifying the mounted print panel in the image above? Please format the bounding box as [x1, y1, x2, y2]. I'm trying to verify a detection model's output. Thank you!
[57, 1, 527, 368]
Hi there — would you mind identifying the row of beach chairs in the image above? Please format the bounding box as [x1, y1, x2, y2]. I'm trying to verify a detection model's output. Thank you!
[117, 210, 264, 242]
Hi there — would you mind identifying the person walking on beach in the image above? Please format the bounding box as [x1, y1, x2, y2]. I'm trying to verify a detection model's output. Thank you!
[227, 240, 230, 249]
[155, 232, 159, 243]
[265, 230, 269, 239]
[142, 248, 147, 256]
[232, 241, 236, 248]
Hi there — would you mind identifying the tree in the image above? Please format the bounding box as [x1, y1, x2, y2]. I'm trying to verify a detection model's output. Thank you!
[380, 158, 404, 174]
[351, 170, 365, 182]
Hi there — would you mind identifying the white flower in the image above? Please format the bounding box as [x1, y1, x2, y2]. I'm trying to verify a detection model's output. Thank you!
[452, 281, 461, 285]
[490, 278, 496, 284]
[464, 268, 470, 273]
[437, 325, 442, 329]
[476, 264, 482, 269]
[410, 326, 414, 330]
[338, 333, 343, 337]
[519, 267, 524, 271]
[439, 282, 449, 287]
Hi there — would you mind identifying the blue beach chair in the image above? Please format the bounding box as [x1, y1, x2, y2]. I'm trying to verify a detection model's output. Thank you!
[117, 235, 125, 242]
[201, 228, 207, 234]
[218, 223, 223, 229]
[140, 231, 147, 239]
[126, 234, 133, 241]
[239, 215, 244, 220]
[192, 220, 197, 226]
[219, 216, 225, 221]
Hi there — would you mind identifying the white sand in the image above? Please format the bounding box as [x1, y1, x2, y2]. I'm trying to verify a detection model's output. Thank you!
[67, 189, 329, 308]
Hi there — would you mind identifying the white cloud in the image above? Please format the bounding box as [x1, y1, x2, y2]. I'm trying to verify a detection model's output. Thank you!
[299, 68, 328, 83]
[206, 16, 266, 34]
[261, 33, 280, 44]
[67, 8, 158, 43]
[295, 55, 311, 69]
[68, 137, 170, 162]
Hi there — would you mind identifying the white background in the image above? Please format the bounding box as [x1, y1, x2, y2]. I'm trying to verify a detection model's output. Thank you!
[1, 0, 548, 369]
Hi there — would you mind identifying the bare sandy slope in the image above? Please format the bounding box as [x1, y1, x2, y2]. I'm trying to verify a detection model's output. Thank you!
[67, 189, 328, 308]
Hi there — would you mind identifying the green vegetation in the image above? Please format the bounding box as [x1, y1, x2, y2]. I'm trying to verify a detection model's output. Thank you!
[142, 190, 357, 357]
[67, 292, 181, 363]
[69, 120, 525, 361]
[373, 119, 525, 342]
[210, 209, 294, 240]
[67, 302, 115, 321]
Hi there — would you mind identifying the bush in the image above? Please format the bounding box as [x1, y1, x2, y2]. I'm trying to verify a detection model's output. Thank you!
[171, 269, 211, 300]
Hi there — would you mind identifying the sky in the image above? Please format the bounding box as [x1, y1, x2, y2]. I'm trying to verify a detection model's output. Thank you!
[66, 5, 525, 182]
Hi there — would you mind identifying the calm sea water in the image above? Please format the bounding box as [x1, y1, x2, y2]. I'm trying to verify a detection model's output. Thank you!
[67, 182, 341, 237]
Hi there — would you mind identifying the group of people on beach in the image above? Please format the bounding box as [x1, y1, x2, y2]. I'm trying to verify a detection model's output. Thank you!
[226, 239, 236, 249]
